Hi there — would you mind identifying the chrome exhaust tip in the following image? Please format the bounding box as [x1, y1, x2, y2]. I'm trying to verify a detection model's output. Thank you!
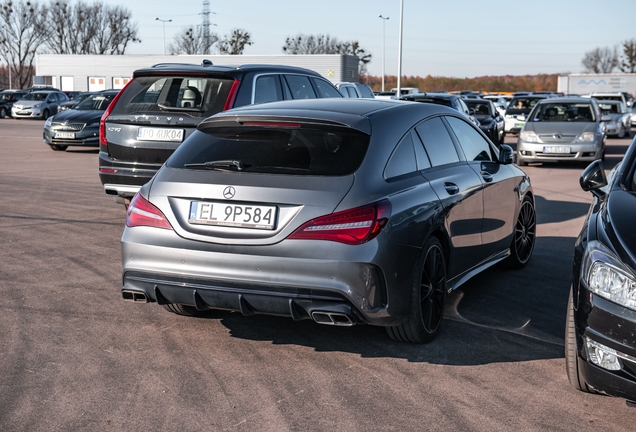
[311, 311, 355, 327]
[122, 290, 148, 303]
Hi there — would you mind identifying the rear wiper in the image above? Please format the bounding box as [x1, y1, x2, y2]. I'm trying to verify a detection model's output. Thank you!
[184, 159, 245, 171]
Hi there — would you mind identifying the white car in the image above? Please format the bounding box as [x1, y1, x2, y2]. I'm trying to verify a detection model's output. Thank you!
[597, 100, 632, 138]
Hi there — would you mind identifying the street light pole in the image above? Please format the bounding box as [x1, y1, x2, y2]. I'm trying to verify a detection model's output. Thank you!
[155, 17, 172, 55]
[378, 15, 389, 92]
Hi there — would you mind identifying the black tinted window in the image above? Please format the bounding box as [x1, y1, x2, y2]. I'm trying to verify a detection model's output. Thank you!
[284, 75, 317, 99]
[311, 78, 343, 98]
[384, 132, 417, 179]
[109, 76, 234, 118]
[445, 116, 492, 162]
[254, 75, 282, 104]
[168, 124, 370, 176]
[415, 117, 459, 167]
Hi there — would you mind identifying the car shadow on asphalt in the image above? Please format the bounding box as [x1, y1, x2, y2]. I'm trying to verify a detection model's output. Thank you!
[204, 236, 575, 366]
[534, 195, 590, 224]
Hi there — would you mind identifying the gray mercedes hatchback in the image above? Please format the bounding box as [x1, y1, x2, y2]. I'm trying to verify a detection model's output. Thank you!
[121, 99, 535, 343]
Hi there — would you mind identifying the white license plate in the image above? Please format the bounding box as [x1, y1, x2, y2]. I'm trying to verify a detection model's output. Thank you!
[55, 132, 75, 139]
[543, 146, 571, 154]
[514, 122, 525, 128]
[137, 127, 184, 142]
[189, 201, 276, 230]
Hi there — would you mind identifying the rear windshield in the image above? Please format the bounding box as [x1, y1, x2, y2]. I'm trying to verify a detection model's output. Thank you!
[167, 124, 370, 176]
[528, 102, 596, 122]
[109, 75, 234, 118]
[464, 100, 493, 115]
[598, 102, 623, 114]
[592, 95, 622, 103]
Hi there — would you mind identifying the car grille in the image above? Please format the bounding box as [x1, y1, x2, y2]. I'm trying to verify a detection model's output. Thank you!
[51, 122, 86, 132]
[538, 134, 576, 143]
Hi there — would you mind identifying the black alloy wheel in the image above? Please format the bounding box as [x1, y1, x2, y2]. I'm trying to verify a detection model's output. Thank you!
[506, 195, 536, 269]
[387, 237, 447, 343]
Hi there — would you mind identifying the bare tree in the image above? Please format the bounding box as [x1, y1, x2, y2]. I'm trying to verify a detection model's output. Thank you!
[619, 39, 636, 73]
[582, 46, 619, 73]
[169, 25, 218, 55]
[0, 0, 48, 88]
[283, 34, 372, 78]
[217, 29, 253, 55]
[45, 1, 140, 55]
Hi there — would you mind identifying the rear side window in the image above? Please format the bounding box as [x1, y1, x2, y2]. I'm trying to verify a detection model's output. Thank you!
[168, 124, 370, 176]
[283, 75, 317, 99]
[311, 78, 343, 98]
[357, 84, 375, 98]
[384, 132, 418, 179]
[109, 75, 234, 118]
[445, 116, 492, 161]
[415, 117, 459, 167]
[254, 75, 282, 104]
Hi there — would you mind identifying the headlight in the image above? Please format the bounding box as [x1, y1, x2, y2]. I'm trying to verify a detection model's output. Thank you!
[575, 132, 596, 143]
[520, 131, 541, 143]
[45, 117, 52, 127]
[582, 241, 636, 311]
[33, 104, 42, 108]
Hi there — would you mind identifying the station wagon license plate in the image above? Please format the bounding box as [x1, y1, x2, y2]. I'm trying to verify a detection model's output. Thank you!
[543, 146, 571, 154]
[514, 122, 525, 128]
[189, 201, 276, 230]
[55, 132, 75, 139]
[137, 127, 184, 142]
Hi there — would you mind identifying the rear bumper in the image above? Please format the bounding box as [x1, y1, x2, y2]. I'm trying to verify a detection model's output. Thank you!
[98, 150, 159, 197]
[121, 225, 420, 326]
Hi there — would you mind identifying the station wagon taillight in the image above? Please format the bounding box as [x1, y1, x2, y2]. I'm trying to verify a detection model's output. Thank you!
[126, 193, 173, 230]
[222, 80, 240, 111]
[288, 200, 391, 245]
[100, 78, 134, 146]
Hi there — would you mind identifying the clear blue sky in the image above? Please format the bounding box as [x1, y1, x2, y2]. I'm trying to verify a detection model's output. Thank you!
[115, 0, 636, 78]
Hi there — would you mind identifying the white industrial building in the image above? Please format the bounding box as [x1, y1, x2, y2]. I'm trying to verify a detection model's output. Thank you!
[558, 73, 636, 95]
[34, 54, 360, 92]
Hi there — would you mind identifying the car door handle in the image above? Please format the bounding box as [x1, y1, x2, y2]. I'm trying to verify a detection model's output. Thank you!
[480, 172, 493, 183]
[443, 182, 460, 195]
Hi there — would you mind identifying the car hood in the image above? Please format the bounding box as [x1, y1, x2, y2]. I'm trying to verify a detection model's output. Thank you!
[604, 189, 636, 273]
[14, 100, 44, 108]
[50, 109, 103, 123]
[524, 121, 596, 135]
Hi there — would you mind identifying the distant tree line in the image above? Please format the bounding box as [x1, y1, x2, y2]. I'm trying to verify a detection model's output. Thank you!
[0, 0, 139, 88]
[364, 74, 560, 93]
[582, 39, 636, 73]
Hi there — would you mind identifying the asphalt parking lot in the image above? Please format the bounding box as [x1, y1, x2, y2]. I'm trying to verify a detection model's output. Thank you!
[1, 119, 635, 431]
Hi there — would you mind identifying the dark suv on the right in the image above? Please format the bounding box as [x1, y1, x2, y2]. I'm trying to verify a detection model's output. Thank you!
[99, 61, 343, 205]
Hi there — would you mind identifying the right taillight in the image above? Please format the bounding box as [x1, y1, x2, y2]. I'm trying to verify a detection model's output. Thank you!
[126, 193, 173, 230]
[222, 79, 240, 111]
[100, 79, 134, 146]
[288, 200, 391, 245]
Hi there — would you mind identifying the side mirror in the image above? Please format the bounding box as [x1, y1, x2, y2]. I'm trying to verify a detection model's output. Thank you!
[601, 115, 612, 122]
[580, 159, 607, 198]
[498, 144, 514, 165]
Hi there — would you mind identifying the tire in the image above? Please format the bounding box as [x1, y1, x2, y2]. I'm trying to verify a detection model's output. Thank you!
[618, 125, 626, 139]
[163, 303, 204, 317]
[565, 286, 590, 393]
[49, 144, 67, 151]
[386, 237, 447, 344]
[42, 109, 50, 120]
[0, 107, 6, 119]
[506, 195, 536, 269]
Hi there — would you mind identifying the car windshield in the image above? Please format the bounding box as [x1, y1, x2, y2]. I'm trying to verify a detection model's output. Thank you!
[21, 93, 48, 101]
[529, 103, 596, 122]
[507, 97, 541, 112]
[75, 93, 116, 111]
[593, 95, 622, 103]
[465, 101, 492, 115]
[598, 103, 621, 114]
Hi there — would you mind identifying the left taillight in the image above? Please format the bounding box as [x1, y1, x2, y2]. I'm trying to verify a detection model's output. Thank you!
[126, 193, 173, 230]
[288, 200, 391, 245]
[100, 79, 134, 146]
